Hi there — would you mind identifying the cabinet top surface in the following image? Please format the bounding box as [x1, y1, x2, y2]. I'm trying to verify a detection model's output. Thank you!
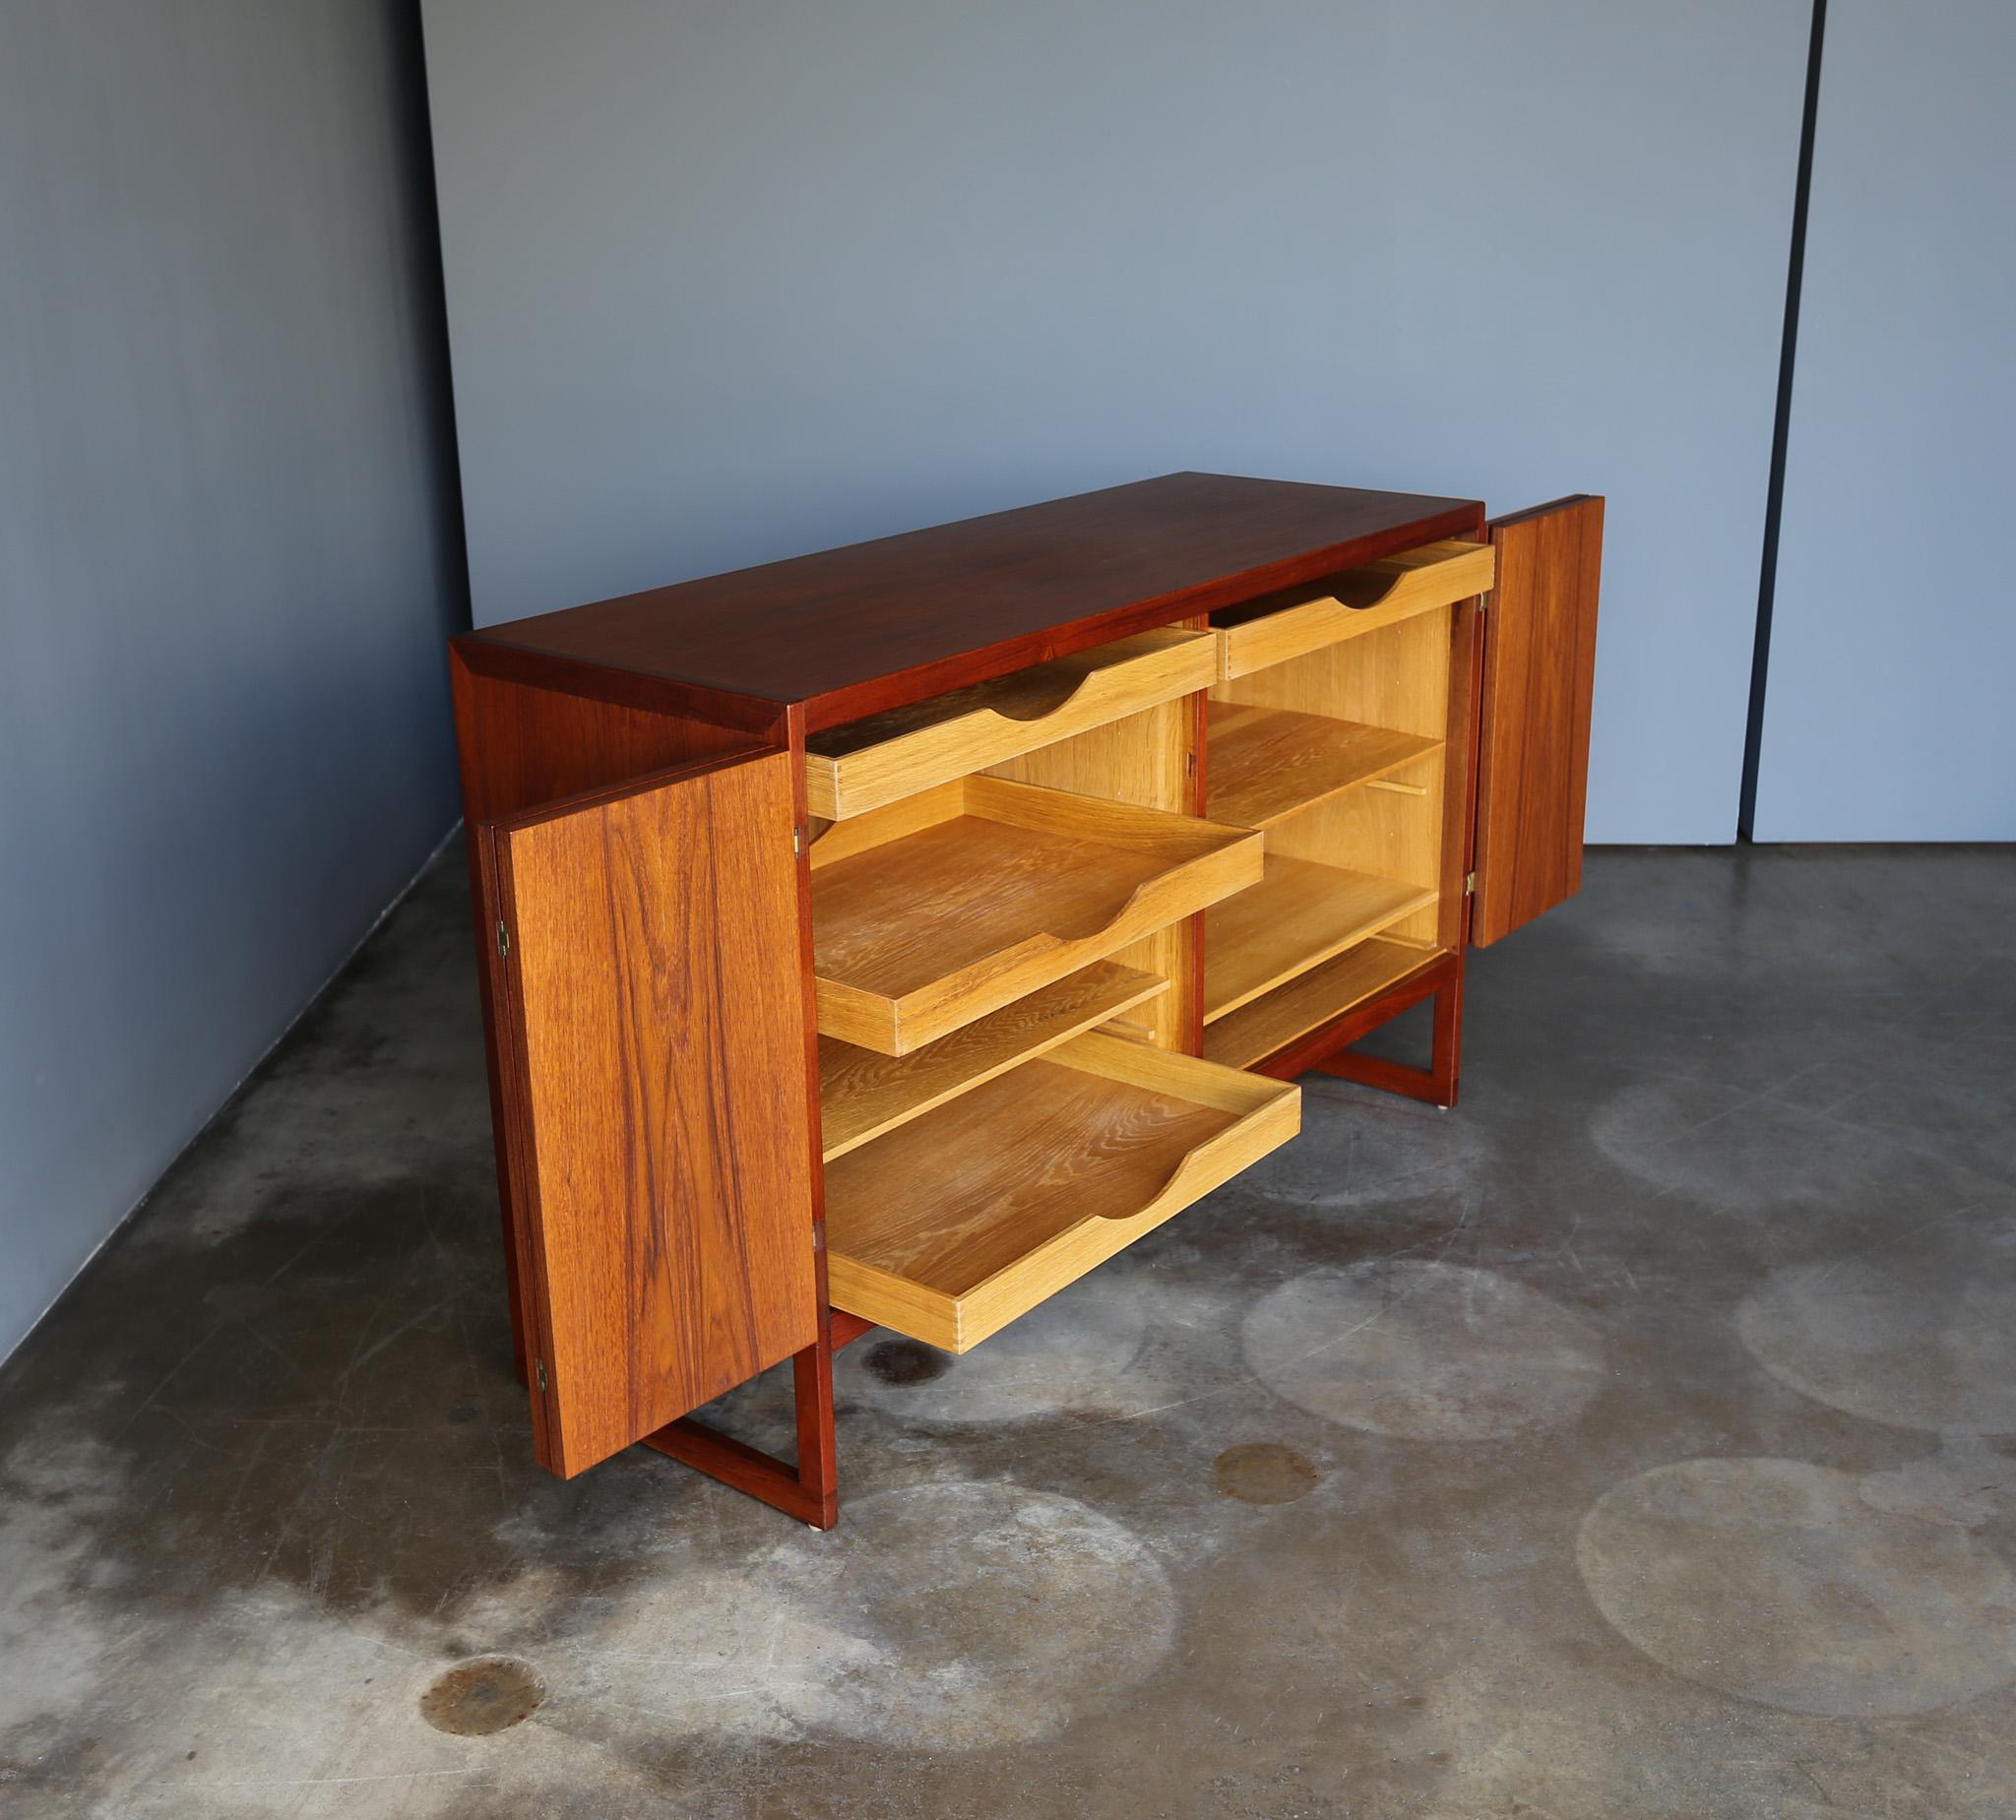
[459, 471, 1481, 722]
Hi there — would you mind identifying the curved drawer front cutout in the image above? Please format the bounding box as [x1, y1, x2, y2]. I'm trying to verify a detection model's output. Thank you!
[825, 1033, 1300, 1351]
[810, 776, 1260, 1054]
[806, 628, 1215, 819]
[1213, 538, 1495, 681]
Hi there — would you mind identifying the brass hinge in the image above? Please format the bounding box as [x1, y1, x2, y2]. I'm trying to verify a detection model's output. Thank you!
[1465, 870, 1478, 896]
[792, 822, 806, 856]
[495, 919, 510, 958]
[535, 1358, 548, 1393]
[1185, 750, 1198, 779]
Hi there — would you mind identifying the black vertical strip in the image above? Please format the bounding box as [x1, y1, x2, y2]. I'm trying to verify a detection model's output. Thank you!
[1738, 0, 1828, 840]
[389, 0, 473, 635]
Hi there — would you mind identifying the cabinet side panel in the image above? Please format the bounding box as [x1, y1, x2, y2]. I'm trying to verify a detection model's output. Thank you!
[450, 653, 772, 1385]
[452, 649, 762, 823]
[1474, 497, 1605, 946]
[499, 751, 818, 1475]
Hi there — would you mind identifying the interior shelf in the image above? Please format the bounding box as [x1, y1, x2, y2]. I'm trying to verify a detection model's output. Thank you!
[1203, 853, 1437, 1024]
[1208, 703, 1442, 830]
[805, 627, 1215, 820]
[824, 1033, 1299, 1351]
[1204, 936, 1442, 1070]
[818, 960, 1167, 1161]
[810, 775, 1260, 1053]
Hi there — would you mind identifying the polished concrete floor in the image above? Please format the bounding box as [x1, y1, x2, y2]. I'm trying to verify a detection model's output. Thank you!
[4, 844, 2015, 1817]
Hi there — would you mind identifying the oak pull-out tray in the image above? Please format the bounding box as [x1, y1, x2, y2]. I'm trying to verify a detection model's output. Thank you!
[806, 628, 1216, 820]
[824, 1033, 1300, 1350]
[810, 775, 1262, 1054]
[818, 959, 1168, 1161]
[1213, 538, 1495, 681]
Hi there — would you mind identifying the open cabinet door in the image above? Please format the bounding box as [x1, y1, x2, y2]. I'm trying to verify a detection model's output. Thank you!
[1471, 495, 1605, 947]
[480, 748, 818, 1477]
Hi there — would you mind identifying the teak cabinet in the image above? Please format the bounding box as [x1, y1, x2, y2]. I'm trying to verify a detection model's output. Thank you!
[451, 473, 1604, 1525]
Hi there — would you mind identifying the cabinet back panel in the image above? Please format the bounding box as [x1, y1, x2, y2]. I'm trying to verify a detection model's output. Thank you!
[986, 697, 1202, 1050]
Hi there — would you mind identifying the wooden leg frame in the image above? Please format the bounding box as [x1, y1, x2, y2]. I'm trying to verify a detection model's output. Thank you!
[1250, 950, 1465, 1109]
[638, 1309, 874, 1530]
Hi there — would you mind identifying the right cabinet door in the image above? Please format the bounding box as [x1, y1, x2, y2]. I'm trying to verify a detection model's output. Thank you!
[1471, 494, 1605, 947]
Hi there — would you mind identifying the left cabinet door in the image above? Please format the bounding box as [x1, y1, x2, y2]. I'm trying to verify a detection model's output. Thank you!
[480, 749, 818, 1477]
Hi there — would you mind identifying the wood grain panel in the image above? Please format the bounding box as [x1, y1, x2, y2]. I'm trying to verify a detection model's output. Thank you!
[824, 1035, 1299, 1350]
[1473, 496, 1605, 947]
[487, 749, 817, 1477]
[450, 655, 773, 1386]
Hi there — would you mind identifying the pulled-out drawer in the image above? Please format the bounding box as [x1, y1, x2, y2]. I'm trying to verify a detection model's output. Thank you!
[1213, 538, 1495, 681]
[806, 628, 1215, 820]
[824, 1033, 1300, 1351]
[809, 775, 1260, 1054]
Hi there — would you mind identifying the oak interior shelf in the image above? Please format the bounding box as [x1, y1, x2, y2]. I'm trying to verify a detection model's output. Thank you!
[810, 775, 1261, 1054]
[824, 1033, 1300, 1351]
[1204, 854, 1438, 1024]
[1212, 537, 1495, 681]
[1208, 703, 1443, 830]
[805, 627, 1215, 820]
[818, 960, 1168, 1161]
[1204, 935, 1442, 1070]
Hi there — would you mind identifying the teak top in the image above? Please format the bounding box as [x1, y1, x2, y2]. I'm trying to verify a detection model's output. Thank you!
[459, 471, 1481, 730]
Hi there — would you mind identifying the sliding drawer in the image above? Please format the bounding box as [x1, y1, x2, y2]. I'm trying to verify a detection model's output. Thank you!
[1213, 538, 1495, 681]
[825, 1033, 1300, 1351]
[819, 960, 1168, 1161]
[806, 628, 1215, 820]
[811, 775, 1260, 1053]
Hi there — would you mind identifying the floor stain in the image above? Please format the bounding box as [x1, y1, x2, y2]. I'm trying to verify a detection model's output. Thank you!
[1577, 1457, 2016, 1717]
[1213, 1442, 1320, 1505]
[419, 1657, 545, 1736]
[861, 1339, 949, 1386]
[1242, 1261, 1606, 1442]
[1737, 1216, 2016, 1433]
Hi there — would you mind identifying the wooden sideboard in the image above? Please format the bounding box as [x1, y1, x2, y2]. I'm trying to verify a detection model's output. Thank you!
[450, 472, 1604, 1525]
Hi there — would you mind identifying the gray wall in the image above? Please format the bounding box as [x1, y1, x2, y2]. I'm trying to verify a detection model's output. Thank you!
[1753, 0, 2016, 840]
[423, 0, 1809, 846]
[0, 0, 467, 1357]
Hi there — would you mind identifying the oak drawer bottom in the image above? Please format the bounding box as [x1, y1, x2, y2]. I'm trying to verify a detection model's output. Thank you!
[824, 1033, 1299, 1351]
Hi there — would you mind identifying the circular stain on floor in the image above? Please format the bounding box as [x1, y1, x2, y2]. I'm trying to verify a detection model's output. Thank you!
[566, 1480, 1176, 1749]
[1239, 1098, 1493, 1210]
[1214, 1442, 1319, 1505]
[1577, 1458, 2016, 1717]
[419, 1657, 545, 1735]
[840, 1279, 1155, 1422]
[1736, 1222, 2016, 1433]
[1242, 1261, 1605, 1441]
[861, 1339, 949, 1387]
